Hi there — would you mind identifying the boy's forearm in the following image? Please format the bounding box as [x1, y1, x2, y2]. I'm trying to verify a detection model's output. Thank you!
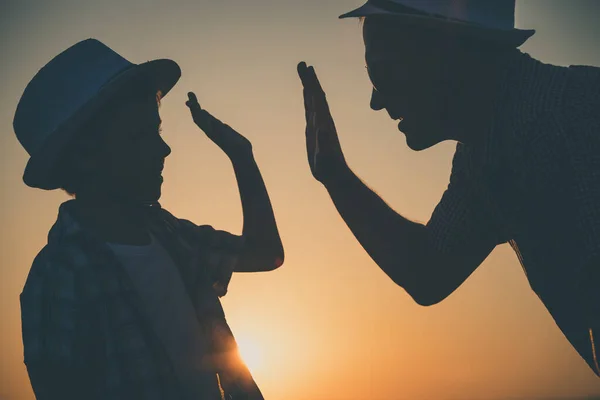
[229, 151, 284, 271]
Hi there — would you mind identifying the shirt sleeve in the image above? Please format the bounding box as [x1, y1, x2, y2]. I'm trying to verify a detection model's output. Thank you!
[177, 219, 244, 297]
[426, 144, 507, 257]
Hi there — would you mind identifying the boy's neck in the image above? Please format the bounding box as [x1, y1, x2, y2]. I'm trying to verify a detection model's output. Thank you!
[72, 196, 152, 245]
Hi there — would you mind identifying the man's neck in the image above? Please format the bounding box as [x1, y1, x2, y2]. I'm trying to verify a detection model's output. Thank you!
[446, 50, 520, 146]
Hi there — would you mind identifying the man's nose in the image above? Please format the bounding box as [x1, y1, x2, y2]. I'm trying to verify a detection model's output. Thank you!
[370, 87, 385, 111]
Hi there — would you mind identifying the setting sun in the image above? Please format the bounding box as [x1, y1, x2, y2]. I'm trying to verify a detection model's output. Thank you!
[236, 335, 264, 375]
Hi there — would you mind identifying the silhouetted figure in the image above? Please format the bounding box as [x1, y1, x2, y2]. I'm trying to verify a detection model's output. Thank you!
[15, 39, 283, 399]
[298, 0, 599, 376]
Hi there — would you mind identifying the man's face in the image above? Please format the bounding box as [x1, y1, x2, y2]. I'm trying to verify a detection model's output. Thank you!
[92, 94, 171, 203]
[363, 19, 459, 151]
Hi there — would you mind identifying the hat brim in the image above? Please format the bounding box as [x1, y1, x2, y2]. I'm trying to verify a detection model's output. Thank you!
[23, 58, 181, 190]
[339, 3, 535, 48]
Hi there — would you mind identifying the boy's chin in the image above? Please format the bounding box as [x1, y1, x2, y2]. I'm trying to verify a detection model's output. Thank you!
[128, 185, 163, 205]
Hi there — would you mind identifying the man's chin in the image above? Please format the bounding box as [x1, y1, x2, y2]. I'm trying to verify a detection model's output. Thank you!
[405, 134, 433, 152]
[400, 124, 438, 151]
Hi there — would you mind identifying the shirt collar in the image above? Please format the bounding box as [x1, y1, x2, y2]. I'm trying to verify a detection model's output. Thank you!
[48, 199, 164, 245]
[47, 200, 83, 245]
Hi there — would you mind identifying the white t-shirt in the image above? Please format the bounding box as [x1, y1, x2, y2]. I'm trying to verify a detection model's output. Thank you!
[108, 234, 223, 400]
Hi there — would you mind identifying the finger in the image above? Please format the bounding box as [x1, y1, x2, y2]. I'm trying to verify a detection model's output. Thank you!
[302, 84, 313, 125]
[299, 64, 325, 109]
[304, 75, 339, 157]
[186, 93, 201, 112]
[303, 72, 326, 172]
[186, 101, 203, 121]
[300, 66, 316, 149]
[299, 63, 313, 120]
[305, 97, 317, 169]
[299, 62, 322, 97]
[298, 64, 330, 174]
[302, 66, 324, 97]
[308, 66, 329, 105]
[187, 91, 199, 106]
[185, 93, 221, 133]
[307, 66, 322, 92]
[303, 66, 326, 108]
[305, 69, 334, 134]
[302, 85, 317, 163]
[297, 61, 310, 87]
[299, 65, 320, 123]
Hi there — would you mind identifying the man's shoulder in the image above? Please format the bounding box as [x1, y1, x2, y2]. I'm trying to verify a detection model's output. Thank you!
[565, 64, 600, 111]
[448, 142, 476, 178]
[568, 64, 600, 80]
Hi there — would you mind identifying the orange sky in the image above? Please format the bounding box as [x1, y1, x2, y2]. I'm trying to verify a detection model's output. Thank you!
[1, 1, 600, 399]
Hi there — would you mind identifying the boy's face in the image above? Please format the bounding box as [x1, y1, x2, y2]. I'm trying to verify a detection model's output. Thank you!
[91, 93, 171, 203]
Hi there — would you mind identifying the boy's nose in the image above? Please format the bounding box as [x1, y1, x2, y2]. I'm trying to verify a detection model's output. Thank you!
[370, 87, 385, 111]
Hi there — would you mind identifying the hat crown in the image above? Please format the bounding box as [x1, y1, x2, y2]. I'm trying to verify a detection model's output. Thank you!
[13, 38, 133, 156]
[377, 0, 516, 30]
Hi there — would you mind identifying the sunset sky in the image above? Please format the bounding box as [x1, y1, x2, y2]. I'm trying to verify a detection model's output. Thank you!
[1, 1, 600, 399]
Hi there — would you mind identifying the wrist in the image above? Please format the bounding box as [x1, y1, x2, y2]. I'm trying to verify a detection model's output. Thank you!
[322, 161, 353, 188]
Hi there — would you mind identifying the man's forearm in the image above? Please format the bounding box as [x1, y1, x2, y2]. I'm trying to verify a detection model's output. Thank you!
[323, 165, 430, 297]
[230, 151, 284, 272]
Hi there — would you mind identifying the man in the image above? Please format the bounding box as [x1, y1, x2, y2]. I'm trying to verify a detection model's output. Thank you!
[16, 39, 283, 399]
[297, 0, 600, 376]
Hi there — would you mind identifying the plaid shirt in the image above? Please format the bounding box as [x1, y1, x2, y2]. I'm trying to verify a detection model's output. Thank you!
[21, 200, 263, 399]
[427, 53, 600, 376]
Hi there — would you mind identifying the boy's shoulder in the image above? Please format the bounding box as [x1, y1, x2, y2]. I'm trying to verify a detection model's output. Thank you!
[21, 227, 110, 303]
[20, 240, 81, 316]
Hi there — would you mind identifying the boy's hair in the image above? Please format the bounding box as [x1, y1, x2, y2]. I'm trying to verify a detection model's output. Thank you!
[55, 75, 163, 197]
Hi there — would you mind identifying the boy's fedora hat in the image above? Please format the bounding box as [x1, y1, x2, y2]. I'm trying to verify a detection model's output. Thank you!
[14, 38, 181, 190]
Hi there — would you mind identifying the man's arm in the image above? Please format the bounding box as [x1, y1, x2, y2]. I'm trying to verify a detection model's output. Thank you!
[297, 62, 498, 305]
[323, 164, 496, 306]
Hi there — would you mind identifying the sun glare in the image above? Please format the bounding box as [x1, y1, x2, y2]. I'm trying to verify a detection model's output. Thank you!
[236, 336, 264, 374]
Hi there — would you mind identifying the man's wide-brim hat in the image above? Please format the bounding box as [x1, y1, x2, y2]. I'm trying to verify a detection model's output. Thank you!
[339, 0, 535, 47]
[13, 39, 181, 190]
